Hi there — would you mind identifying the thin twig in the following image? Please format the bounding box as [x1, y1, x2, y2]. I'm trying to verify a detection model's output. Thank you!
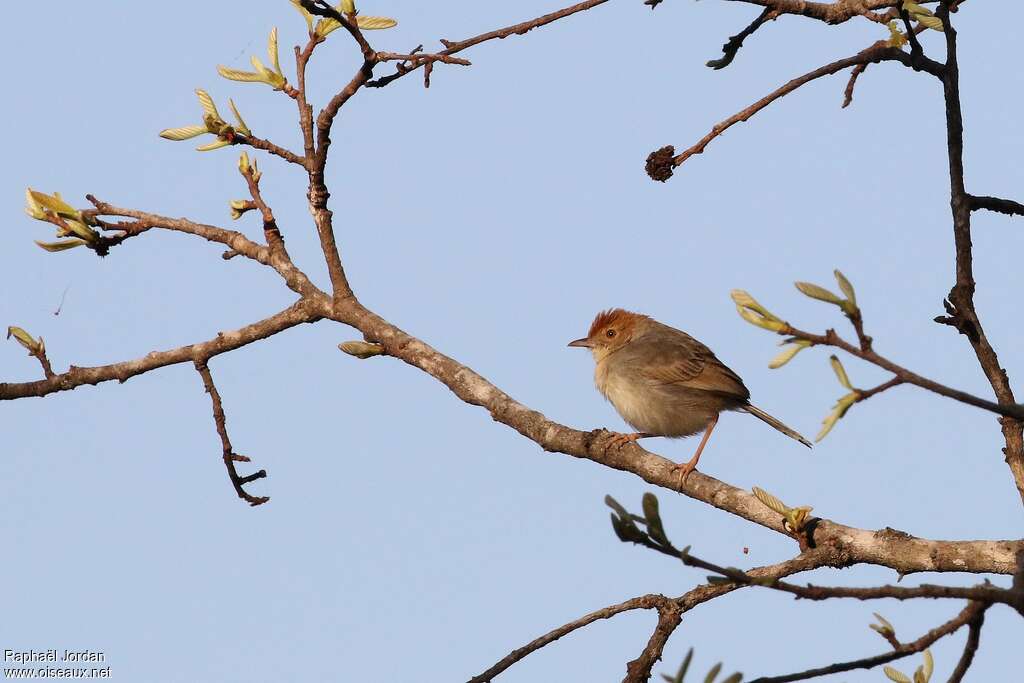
[647, 44, 943, 180]
[946, 607, 985, 683]
[746, 601, 986, 683]
[784, 324, 1024, 420]
[969, 194, 1024, 217]
[194, 360, 269, 506]
[706, 8, 774, 70]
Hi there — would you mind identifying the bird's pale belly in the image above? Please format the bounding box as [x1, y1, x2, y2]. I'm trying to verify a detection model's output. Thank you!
[596, 369, 714, 438]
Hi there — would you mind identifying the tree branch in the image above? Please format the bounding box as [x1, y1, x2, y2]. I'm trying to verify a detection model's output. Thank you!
[934, 3, 1024, 505]
[622, 601, 682, 683]
[968, 194, 1024, 218]
[946, 607, 984, 683]
[194, 361, 269, 506]
[646, 44, 943, 181]
[706, 8, 775, 70]
[784, 324, 1024, 420]
[1, 300, 320, 400]
[747, 601, 987, 683]
[325, 299, 1023, 577]
[367, 0, 613, 88]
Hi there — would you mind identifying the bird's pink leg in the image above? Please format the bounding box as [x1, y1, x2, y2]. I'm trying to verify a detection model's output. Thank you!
[607, 431, 652, 450]
[674, 414, 719, 487]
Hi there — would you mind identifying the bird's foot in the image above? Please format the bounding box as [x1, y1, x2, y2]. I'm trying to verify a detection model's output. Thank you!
[671, 460, 698, 489]
[606, 431, 649, 451]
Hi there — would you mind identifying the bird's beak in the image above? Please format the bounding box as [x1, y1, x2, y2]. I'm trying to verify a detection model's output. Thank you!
[567, 337, 593, 348]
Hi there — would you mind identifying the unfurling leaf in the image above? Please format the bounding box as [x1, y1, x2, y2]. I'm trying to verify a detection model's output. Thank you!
[228, 99, 252, 137]
[869, 612, 896, 638]
[883, 666, 911, 683]
[903, 1, 943, 31]
[356, 15, 397, 30]
[751, 486, 788, 516]
[290, 0, 315, 31]
[768, 339, 811, 369]
[834, 270, 856, 306]
[159, 125, 209, 141]
[217, 66, 266, 83]
[921, 649, 933, 681]
[886, 20, 908, 48]
[196, 139, 232, 152]
[829, 355, 853, 390]
[268, 27, 283, 78]
[731, 290, 786, 332]
[27, 190, 80, 220]
[719, 674, 742, 683]
[641, 492, 670, 547]
[195, 88, 222, 121]
[703, 662, 722, 683]
[238, 152, 251, 175]
[7, 326, 41, 352]
[340, 0, 356, 13]
[815, 391, 857, 442]
[338, 340, 385, 359]
[795, 281, 843, 305]
[35, 239, 87, 252]
[229, 200, 252, 220]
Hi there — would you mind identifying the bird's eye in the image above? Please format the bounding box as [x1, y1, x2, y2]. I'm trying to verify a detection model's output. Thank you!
[606, 329, 616, 338]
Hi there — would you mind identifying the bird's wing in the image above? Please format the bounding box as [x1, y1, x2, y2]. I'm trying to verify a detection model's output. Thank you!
[631, 327, 750, 401]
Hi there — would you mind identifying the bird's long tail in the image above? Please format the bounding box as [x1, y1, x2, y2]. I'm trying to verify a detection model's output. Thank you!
[743, 404, 812, 448]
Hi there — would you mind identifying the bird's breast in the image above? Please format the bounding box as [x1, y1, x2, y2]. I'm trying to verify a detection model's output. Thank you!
[595, 357, 718, 438]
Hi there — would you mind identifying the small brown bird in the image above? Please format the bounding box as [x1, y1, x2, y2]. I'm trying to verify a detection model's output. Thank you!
[569, 309, 810, 484]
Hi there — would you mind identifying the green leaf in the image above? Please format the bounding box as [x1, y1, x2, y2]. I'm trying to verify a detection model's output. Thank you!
[159, 125, 209, 141]
[883, 666, 911, 683]
[704, 662, 722, 683]
[195, 89, 222, 121]
[794, 281, 842, 305]
[768, 340, 810, 369]
[268, 27, 283, 78]
[228, 99, 252, 136]
[290, 0, 315, 32]
[834, 270, 856, 306]
[34, 239, 86, 252]
[720, 674, 743, 683]
[676, 648, 693, 683]
[7, 326, 40, 351]
[356, 15, 397, 30]
[829, 355, 852, 389]
[217, 65, 265, 83]
[642, 492, 670, 547]
[921, 649, 933, 681]
[196, 139, 232, 152]
[28, 190, 79, 219]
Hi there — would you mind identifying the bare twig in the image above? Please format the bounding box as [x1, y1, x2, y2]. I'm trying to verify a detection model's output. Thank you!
[747, 601, 987, 683]
[622, 601, 682, 683]
[367, 0, 612, 88]
[841, 62, 869, 107]
[194, 360, 269, 506]
[647, 44, 943, 180]
[783, 324, 1024, 420]
[706, 8, 774, 70]
[467, 594, 673, 683]
[1, 300, 320, 400]
[934, 3, 1024, 505]
[969, 194, 1024, 217]
[946, 607, 985, 683]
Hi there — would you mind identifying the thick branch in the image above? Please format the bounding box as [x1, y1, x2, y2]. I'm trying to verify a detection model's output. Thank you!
[721, 0, 895, 24]
[324, 299, 1023, 576]
[747, 601, 987, 683]
[1, 300, 320, 400]
[195, 361, 269, 506]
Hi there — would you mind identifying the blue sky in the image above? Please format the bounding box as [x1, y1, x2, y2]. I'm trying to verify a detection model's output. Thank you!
[2, 2, 1022, 681]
